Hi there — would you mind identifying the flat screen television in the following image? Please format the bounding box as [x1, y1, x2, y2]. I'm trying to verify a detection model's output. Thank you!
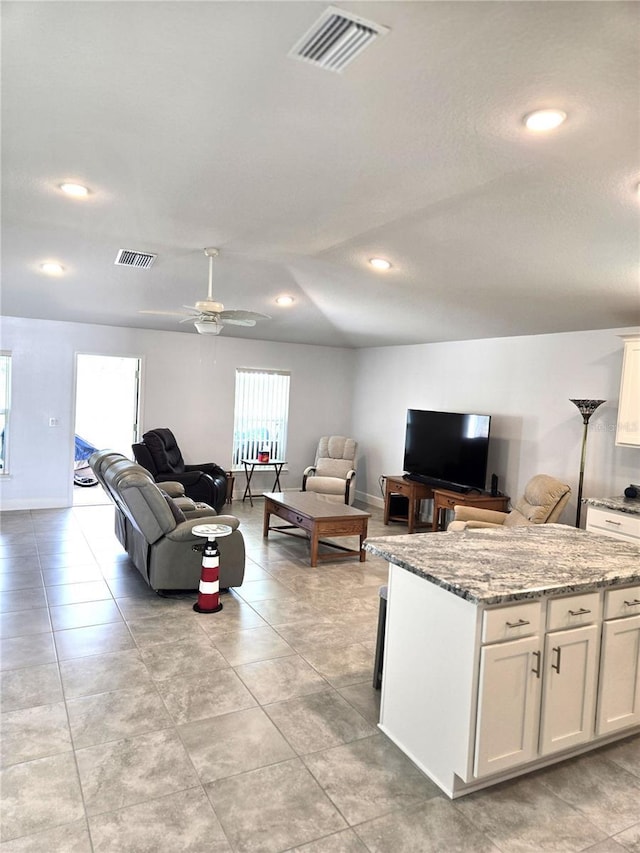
[403, 409, 491, 493]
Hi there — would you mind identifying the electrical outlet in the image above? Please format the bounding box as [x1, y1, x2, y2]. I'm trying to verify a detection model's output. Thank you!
[48, 417, 59, 427]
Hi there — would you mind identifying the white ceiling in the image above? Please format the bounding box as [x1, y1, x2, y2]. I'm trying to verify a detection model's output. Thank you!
[2, 1, 639, 348]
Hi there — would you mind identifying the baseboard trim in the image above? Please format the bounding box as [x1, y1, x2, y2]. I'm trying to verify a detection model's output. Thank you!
[0, 498, 70, 511]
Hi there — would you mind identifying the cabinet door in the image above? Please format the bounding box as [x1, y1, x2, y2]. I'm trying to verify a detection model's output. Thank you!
[616, 337, 640, 447]
[539, 624, 599, 756]
[474, 636, 542, 778]
[597, 614, 640, 735]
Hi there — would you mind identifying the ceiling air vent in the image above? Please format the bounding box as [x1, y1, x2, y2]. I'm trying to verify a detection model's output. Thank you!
[289, 6, 389, 73]
[114, 249, 157, 269]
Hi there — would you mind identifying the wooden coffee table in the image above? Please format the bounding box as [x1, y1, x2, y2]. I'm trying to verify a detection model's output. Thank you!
[263, 492, 371, 567]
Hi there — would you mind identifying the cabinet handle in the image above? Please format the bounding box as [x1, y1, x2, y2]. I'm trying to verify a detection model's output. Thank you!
[604, 520, 622, 526]
[624, 599, 640, 607]
[505, 619, 530, 628]
[568, 607, 591, 616]
[531, 650, 541, 678]
[551, 646, 562, 674]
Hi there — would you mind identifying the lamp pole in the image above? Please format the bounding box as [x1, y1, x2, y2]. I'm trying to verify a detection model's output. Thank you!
[570, 399, 606, 528]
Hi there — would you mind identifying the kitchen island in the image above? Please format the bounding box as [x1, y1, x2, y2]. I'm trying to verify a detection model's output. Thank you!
[364, 524, 640, 798]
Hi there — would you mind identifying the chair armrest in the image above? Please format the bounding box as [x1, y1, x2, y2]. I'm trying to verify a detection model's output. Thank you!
[185, 463, 227, 479]
[453, 506, 509, 525]
[301, 466, 317, 491]
[156, 471, 209, 487]
[447, 519, 504, 531]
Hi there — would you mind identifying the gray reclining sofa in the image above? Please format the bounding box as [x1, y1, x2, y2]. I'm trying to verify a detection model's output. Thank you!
[89, 450, 245, 592]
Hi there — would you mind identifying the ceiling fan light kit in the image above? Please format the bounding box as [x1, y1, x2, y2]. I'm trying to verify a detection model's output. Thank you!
[140, 247, 270, 336]
[194, 319, 223, 335]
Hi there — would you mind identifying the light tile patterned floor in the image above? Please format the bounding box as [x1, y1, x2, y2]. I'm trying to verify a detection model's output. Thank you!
[0, 499, 639, 852]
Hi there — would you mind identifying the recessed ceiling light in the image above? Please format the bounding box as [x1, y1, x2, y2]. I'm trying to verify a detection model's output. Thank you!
[523, 109, 567, 132]
[40, 262, 65, 275]
[369, 257, 392, 270]
[59, 182, 90, 197]
[275, 295, 294, 306]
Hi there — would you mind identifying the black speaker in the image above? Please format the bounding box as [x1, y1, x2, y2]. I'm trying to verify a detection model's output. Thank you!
[490, 474, 499, 497]
[624, 485, 638, 499]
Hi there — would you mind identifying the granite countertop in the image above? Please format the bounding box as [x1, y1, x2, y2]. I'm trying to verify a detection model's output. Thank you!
[364, 524, 640, 606]
[583, 495, 640, 515]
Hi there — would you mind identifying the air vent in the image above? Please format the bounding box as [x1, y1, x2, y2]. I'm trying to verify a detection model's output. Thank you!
[114, 249, 157, 269]
[289, 6, 389, 73]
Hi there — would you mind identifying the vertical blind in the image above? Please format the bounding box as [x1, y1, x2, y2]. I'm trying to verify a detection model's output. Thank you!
[231, 368, 290, 467]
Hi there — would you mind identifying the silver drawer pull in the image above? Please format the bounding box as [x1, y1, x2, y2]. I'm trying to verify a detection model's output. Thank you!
[506, 618, 530, 628]
[569, 608, 591, 616]
[624, 599, 640, 607]
[605, 520, 622, 526]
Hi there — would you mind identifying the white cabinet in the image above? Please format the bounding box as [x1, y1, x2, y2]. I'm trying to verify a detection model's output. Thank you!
[474, 596, 600, 777]
[379, 562, 640, 799]
[538, 624, 599, 755]
[474, 636, 542, 777]
[597, 609, 640, 736]
[586, 505, 640, 544]
[616, 333, 640, 447]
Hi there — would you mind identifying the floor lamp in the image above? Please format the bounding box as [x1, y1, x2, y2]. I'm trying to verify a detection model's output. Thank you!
[570, 399, 606, 528]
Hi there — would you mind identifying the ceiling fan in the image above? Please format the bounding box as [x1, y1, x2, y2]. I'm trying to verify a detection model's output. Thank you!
[140, 248, 271, 335]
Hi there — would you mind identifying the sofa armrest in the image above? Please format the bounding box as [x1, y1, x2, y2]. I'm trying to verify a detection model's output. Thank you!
[160, 481, 187, 498]
[453, 506, 509, 525]
[166, 515, 240, 542]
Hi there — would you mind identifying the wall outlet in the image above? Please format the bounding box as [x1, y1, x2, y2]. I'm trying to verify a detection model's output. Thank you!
[48, 417, 60, 427]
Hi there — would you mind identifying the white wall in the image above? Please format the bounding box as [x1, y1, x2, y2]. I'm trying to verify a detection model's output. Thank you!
[352, 328, 639, 526]
[0, 317, 354, 509]
[2, 318, 637, 523]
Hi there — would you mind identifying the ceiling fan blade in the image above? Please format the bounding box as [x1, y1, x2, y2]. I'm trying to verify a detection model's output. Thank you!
[221, 318, 257, 327]
[181, 305, 203, 314]
[219, 309, 271, 322]
[139, 310, 192, 317]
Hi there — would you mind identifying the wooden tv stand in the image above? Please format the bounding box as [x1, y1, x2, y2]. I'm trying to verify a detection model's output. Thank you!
[432, 488, 510, 531]
[383, 476, 433, 534]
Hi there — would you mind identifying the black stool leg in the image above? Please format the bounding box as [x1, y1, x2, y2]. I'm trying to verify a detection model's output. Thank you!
[373, 594, 387, 689]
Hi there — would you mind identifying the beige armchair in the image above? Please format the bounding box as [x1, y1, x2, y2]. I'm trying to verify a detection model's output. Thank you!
[302, 436, 357, 504]
[448, 474, 571, 531]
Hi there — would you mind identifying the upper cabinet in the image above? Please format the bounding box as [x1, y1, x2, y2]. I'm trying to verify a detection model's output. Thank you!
[616, 333, 640, 448]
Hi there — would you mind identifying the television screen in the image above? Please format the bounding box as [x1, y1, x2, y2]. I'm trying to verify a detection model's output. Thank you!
[403, 409, 491, 492]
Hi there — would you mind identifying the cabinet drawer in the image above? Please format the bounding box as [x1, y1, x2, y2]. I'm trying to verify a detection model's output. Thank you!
[547, 592, 601, 631]
[482, 600, 543, 644]
[586, 507, 640, 542]
[604, 585, 640, 620]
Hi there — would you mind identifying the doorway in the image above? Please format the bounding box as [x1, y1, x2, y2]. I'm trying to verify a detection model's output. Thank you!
[73, 354, 141, 505]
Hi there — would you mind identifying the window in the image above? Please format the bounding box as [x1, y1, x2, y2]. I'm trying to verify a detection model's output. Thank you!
[232, 369, 290, 468]
[0, 353, 12, 473]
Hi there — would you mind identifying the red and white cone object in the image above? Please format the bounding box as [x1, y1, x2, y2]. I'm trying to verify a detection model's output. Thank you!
[191, 524, 232, 614]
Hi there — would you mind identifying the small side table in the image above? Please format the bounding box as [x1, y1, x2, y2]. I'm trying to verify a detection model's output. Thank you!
[432, 488, 510, 531]
[241, 459, 286, 507]
[383, 475, 433, 534]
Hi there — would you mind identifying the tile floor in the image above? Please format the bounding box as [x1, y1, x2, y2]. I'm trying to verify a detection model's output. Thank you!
[1, 498, 639, 852]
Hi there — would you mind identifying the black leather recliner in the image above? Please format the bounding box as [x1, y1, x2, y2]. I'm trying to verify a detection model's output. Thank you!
[132, 428, 228, 513]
